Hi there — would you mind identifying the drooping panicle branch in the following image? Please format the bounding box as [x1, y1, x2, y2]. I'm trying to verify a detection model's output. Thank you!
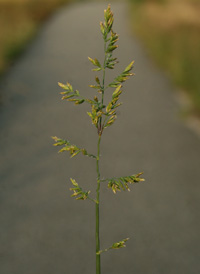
[52, 136, 96, 159]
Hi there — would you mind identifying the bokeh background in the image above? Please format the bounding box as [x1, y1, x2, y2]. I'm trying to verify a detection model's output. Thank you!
[0, 0, 200, 113]
[0, 1, 200, 274]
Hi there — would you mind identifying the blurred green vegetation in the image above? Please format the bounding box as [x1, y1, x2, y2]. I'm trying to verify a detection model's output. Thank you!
[1, 0, 200, 114]
[0, 0, 75, 75]
[129, 0, 200, 113]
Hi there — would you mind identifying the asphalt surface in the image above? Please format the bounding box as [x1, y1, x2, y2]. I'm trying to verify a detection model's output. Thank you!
[0, 2, 200, 274]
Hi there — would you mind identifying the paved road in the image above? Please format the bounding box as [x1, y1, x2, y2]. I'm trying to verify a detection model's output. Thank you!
[0, 2, 200, 274]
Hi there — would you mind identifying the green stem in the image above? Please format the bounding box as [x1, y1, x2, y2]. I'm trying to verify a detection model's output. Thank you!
[96, 35, 107, 274]
[101, 39, 107, 105]
[99, 39, 107, 135]
[96, 135, 101, 274]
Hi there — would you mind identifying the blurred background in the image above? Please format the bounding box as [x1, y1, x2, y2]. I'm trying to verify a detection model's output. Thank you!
[129, 0, 200, 115]
[0, 0, 200, 114]
[0, 1, 200, 274]
[0, 0, 74, 75]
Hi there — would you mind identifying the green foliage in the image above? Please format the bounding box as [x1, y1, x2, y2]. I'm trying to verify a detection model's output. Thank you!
[53, 5, 144, 274]
[103, 173, 145, 194]
[97, 238, 130, 255]
[88, 57, 102, 71]
[58, 82, 85, 104]
[52, 136, 96, 158]
[0, 0, 73, 75]
[129, 0, 200, 113]
[57, 5, 135, 136]
[70, 178, 91, 200]
[108, 61, 135, 88]
[70, 178, 97, 203]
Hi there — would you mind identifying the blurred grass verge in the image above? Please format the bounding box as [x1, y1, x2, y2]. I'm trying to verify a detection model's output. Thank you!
[0, 0, 76, 77]
[129, 0, 200, 114]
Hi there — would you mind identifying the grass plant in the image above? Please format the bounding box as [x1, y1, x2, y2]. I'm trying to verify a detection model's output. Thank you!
[52, 5, 144, 274]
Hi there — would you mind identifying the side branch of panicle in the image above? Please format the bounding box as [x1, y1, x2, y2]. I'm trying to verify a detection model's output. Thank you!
[100, 172, 145, 194]
[97, 238, 129, 255]
[52, 136, 96, 159]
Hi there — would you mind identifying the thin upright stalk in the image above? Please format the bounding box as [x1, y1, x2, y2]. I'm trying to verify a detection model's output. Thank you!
[101, 39, 107, 105]
[96, 135, 101, 274]
[96, 37, 107, 273]
[53, 5, 142, 274]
